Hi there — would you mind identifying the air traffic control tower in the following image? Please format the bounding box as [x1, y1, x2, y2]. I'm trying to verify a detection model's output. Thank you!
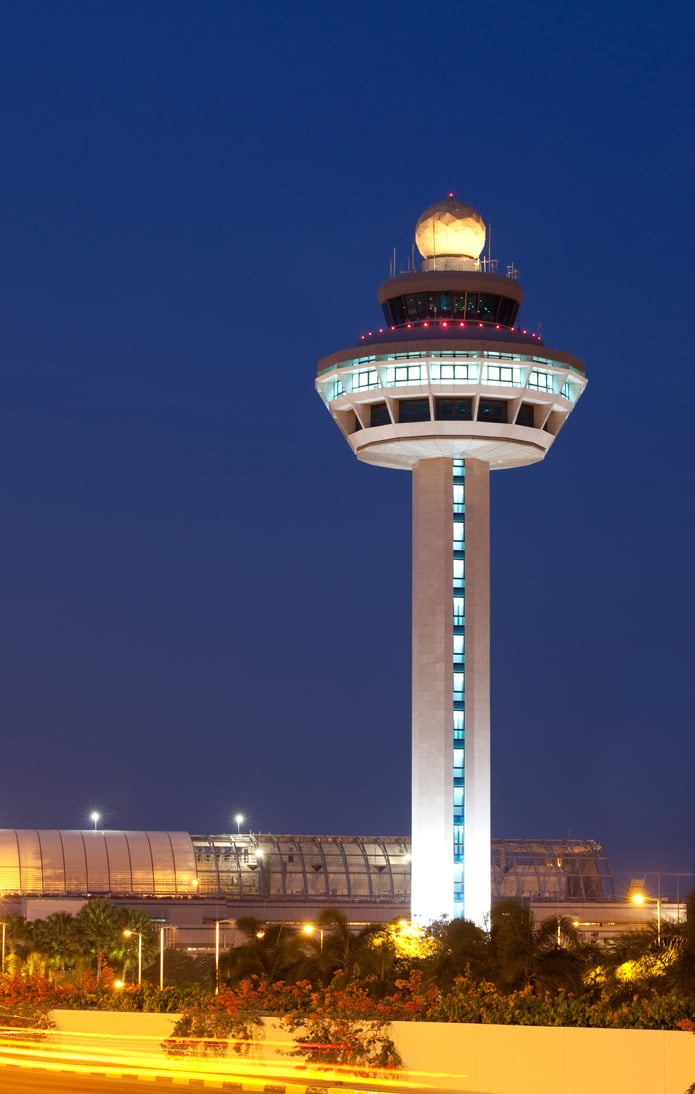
[316, 197, 587, 927]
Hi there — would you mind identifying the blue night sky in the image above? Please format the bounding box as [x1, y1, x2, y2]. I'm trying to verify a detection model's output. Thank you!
[0, 1, 693, 899]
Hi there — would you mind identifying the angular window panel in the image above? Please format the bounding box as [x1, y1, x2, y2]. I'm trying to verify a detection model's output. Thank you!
[398, 398, 430, 423]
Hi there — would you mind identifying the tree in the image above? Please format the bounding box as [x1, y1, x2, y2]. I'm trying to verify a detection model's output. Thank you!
[31, 913, 82, 974]
[75, 900, 127, 977]
[490, 900, 534, 991]
[423, 916, 490, 987]
[121, 908, 159, 982]
[219, 918, 305, 987]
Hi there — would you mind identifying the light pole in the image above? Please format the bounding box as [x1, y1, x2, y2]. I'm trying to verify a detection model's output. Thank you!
[1, 921, 5, 973]
[234, 813, 244, 834]
[214, 919, 235, 995]
[123, 929, 143, 985]
[159, 926, 169, 991]
[631, 892, 662, 946]
[303, 923, 324, 951]
[90, 812, 100, 831]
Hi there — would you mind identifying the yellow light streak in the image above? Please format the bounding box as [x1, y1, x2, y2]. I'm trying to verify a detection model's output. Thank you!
[0, 1026, 467, 1091]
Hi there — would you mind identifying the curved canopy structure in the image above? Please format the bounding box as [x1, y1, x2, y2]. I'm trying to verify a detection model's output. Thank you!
[0, 830, 197, 897]
[0, 830, 613, 904]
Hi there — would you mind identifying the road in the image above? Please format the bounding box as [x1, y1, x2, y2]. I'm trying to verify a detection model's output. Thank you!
[1, 1062, 237, 1091]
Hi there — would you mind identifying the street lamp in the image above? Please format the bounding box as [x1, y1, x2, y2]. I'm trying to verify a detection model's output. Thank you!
[631, 892, 662, 947]
[158, 925, 174, 991]
[234, 813, 244, 834]
[303, 923, 324, 951]
[1, 922, 5, 974]
[123, 929, 143, 985]
[90, 812, 100, 831]
[214, 919, 235, 995]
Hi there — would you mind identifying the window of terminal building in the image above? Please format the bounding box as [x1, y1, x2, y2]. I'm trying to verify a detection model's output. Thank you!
[406, 293, 427, 320]
[398, 398, 430, 423]
[516, 403, 535, 427]
[370, 402, 391, 427]
[498, 297, 517, 326]
[478, 399, 508, 423]
[478, 293, 498, 322]
[435, 397, 473, 421]
[486, 364, 520, 386]
[528, 369, 554, 392]
[427, 291, 452, 317]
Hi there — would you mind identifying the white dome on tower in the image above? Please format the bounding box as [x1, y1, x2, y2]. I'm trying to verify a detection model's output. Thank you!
[415, 196, 486, 261]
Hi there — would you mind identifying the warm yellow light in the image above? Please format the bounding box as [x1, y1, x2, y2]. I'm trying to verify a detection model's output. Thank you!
[113, 979, 124, 989]
[631, 893, 646, 906]
[302, 924, 314, 936]
[123, 929, 134, 939]
[415, 198, 486, 260]
[255, 930, 265, 939]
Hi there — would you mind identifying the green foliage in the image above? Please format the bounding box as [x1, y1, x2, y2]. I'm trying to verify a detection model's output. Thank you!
[143, 948, 214, 990]
[0, 903, 693, 1040]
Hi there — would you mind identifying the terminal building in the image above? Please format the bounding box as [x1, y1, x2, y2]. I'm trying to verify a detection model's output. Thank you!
[0, 828, 677, 947]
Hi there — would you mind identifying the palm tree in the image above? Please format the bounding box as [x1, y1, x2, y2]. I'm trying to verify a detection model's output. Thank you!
[490, 900, 534, 991]
[120, 908, 158, 982]
[31, 913, 81, 973]
[220, 917, 305, 987]
[75, 899, 126, 978]
[424, 916, 491, 987]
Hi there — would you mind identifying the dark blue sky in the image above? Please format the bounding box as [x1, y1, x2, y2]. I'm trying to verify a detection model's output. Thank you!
[0, 1, 693, 898]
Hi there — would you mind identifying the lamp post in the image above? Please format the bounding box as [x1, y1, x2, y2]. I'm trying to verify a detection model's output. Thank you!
[234, 814, 244, 834]
[159, 926, 168, 991]
[1, 921, 5, 974]
[303, 923, 324, 951]
[214, 919, 235, 995]
[631, 892, 662, 946]
[90, 812, 100, 831]
[123, 929, 143, 985]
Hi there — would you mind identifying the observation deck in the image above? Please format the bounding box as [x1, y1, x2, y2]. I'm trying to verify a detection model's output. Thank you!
[317, 199, 586, 472]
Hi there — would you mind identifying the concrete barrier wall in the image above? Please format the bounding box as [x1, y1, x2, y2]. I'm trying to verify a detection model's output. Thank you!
[390, 1020, 695, 1094]
[50, 1010, 695, 1094]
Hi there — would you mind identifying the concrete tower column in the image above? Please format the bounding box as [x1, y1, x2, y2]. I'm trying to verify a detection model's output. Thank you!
[411, 457, 490, 927]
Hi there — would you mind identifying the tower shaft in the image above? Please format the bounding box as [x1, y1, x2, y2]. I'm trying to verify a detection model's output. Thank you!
[412, 458, 490, 926]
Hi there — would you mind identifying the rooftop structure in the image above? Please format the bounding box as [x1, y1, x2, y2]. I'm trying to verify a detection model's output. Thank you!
[0, 828, 612, 904]
[4, 828, 679, 946]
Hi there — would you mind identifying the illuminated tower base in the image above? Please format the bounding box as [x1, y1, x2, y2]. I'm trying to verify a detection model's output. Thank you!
[412, 457, 490, 925]
[317, 197, 586, 926]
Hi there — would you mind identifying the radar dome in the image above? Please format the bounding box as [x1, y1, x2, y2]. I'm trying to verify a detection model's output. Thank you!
[415, 197, 486, 261]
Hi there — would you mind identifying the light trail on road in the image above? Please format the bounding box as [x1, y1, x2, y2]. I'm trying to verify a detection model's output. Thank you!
[0, 1027, 468, 1093]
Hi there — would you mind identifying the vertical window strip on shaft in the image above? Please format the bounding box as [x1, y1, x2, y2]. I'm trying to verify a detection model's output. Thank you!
[452, 459, 466, 912]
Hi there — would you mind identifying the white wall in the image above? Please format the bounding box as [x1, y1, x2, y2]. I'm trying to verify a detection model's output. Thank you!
[50, 1011, 695, 1094]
